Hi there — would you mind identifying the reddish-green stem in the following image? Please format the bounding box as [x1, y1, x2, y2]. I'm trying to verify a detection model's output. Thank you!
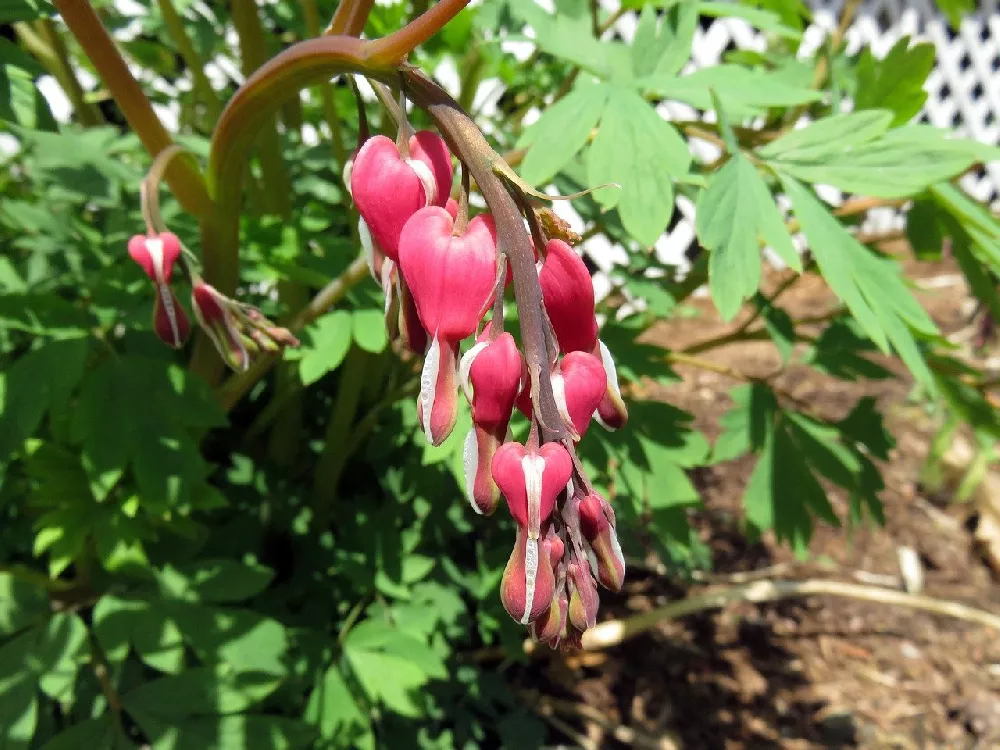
[403, 68, 568, 441]
[53, 0, 210, 214]
[367, 0, 471, 65]
[327, 0, 377, 36]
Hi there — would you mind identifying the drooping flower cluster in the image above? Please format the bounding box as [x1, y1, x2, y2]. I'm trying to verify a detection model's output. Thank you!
[130, 113, 630, 649]
[127, 234, 298, 369]
[348, 128, 629, 649]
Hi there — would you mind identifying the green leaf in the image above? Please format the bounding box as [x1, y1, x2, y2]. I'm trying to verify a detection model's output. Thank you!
[0, 293, 92, 337]
[855, 37, 935, 127]
[0, 0, 52, 22]
[640, 65, 822, 114]
[156, 560, 274, 603]
[781, 174, 936, 390]
[0, 337, 89, 456]
[305, 665, 370, 742]
[934, 0, 974, 28]
[517, 83, 609, 185]
[0, 613, 88, 706]
[588, 88, 690, 245]
[767, 125, 994, 198]
[298, 310, 352, 385]
[0, 55, 56, 132]
[122, 667, 280, 717]
[132, 714, 314, 750]
[713, 383, 778, 463]
[344, 620, 446, 717]
[352, 309, 388, 354]
[631, 0, 697, 78]
[0, 572, 49, 636]
[70, 356, 219, 507]
[757, 110, 893, 161]
[0, 674, 36, 750]
[697, 154, 800, 320]
[697, 1, 802, 39]
[805, 319, 893, 381]
[41, 716, 128, 750]
[506, 0, 627, 78]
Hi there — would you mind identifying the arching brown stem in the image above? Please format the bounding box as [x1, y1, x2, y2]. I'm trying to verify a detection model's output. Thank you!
[402, 67, 569, 442]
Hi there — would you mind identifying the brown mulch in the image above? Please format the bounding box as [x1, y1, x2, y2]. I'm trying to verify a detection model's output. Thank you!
[521, 253, 1000, 749]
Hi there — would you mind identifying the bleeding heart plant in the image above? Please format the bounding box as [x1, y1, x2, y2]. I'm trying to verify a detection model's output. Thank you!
[124, 20, 629, 652]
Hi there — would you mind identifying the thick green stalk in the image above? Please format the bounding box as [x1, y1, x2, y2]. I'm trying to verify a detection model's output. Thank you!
[15, 20, 103, 126]
[301, 0, 348, 164]
[53, 0, 210, 214]
[231, 0, 294, 217]
[313, 347, 369, 521]
[155, 0, 221, 122]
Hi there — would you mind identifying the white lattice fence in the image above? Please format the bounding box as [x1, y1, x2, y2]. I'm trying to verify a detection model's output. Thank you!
[567, 0, 1000, 286]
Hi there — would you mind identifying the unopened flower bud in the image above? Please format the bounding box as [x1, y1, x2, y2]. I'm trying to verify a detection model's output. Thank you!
[192, 281, 249, 371]
[577, 493, 626, 592]
[539, 239, 599, 354]
[501, 525, 556, 625]
[566, 559, 599, 632]
[191, 282, 298, 372]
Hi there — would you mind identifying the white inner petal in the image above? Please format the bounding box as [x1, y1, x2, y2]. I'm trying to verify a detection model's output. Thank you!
[586, 547, 599, 579]
[520, 454, 546, 539]
[406, 158, 437, 206]
[359, 217, 377, 280]
[419, 335, 441, 444]
[146, 237, 167, 284]
[156, 283, 181, 346]
[609, 524, 625, 574]
[521, 536, 538, 625]
[598, 339, 621, 397]
[342, 158, 354, 198]
[458, 341, 488, 403]
[551, 373, 571, 427]
[382, 260, 396, 319]
[462, 428, 483, 514]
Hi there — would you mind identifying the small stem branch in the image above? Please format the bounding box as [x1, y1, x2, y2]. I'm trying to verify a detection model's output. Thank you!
[89, 634, 123, 715]
[15, 19, 103, 126]
[366, 0, 472, 65]
[312, 347, 369, 521]
[581, 578, 1000, 650]
[156, 0, 221, 122]
[301, 0, 347, 165]
[217, 257, 371, 410]
[53, 0, 211, 214]
[326, 0, 377, 36]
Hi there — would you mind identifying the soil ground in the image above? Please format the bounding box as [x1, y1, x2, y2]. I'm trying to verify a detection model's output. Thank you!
[519, 254, 1000, 749]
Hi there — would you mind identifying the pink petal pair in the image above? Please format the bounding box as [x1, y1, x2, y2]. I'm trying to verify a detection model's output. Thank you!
[351, 132, 453, 262]
[128, 233, 190, 349]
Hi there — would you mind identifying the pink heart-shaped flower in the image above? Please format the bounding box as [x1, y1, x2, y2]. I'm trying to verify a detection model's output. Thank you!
[491, 441, 572, 535]
[461, 331, 524, 431]
[350, 132, 453, 261]
[398, 207, 497, 342]
[553, 351, 606, 439]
